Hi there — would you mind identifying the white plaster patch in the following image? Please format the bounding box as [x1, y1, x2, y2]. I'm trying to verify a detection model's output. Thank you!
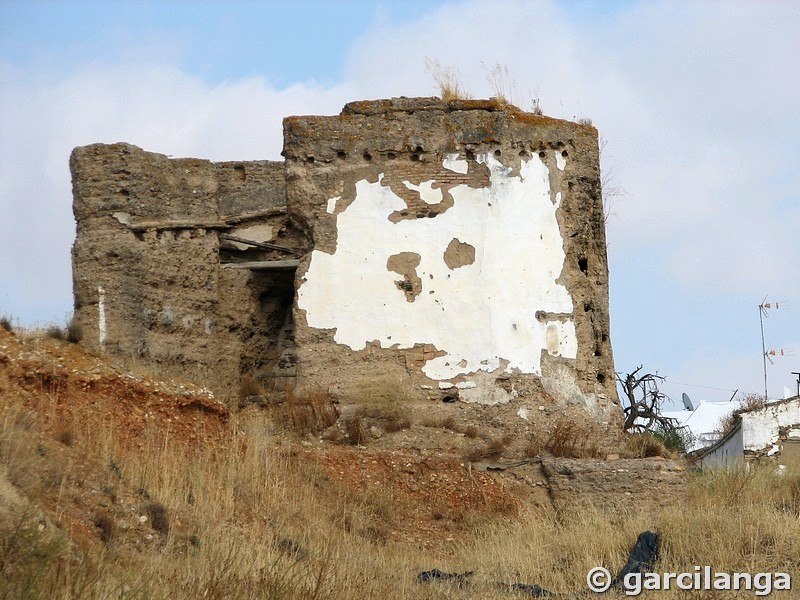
[112, 212, 132, 226]
[768, 444, 780, 457]
[403, 180, 443, 204]
[298, 152, 576, 382]
[555, 151, 566, 171]
[326, 195, 340, 214]
[456, 381, 477, 389]
[97, 286, 106, 348]
[443, 153, 468, 174]
[518, 406, 531, 420]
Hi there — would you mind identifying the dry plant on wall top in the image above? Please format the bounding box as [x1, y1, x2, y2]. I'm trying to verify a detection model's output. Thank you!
[482, 61, 517, 106]
[425, 58, 472, 101]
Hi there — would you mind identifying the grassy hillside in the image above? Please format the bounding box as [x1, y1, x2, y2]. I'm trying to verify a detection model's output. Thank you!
[1, 325, 798, 598]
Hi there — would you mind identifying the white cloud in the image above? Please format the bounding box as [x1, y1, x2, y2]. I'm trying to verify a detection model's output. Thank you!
[0, 60, 355, 322]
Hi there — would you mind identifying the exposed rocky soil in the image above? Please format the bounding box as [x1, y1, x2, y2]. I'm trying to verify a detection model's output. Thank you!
[0, 325, 684, 557]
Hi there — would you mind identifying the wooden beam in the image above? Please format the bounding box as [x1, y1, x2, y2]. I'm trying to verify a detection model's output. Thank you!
[219, 233, 302, 256]
[125, 207, 288, 232]
[129, 219, 227, 232]
[221, 260, 300, 270]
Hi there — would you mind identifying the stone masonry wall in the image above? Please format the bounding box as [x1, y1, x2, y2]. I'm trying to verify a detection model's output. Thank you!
[71, 98, 622, 439]
[284, 98, 620, 427]
[71, 143, 299, 391]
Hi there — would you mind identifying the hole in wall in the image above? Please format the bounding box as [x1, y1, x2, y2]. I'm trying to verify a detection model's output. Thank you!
[494, 149, 502, 157]
[578, 256, 588, 274]
[466, 149, 475, 161]
[337, 151, 346, 159]
[519, 150, 528, 158]
[584, 302, 593, 312]
[411, 154, 420, 162]
[386, 152, 396, 160]
[363, 151, 372, 161]
[242, 271, 297, 391]
[596, 372, 606, 384]
[306, 156, 315, 163]
[441, 394, 457, 403]
[561, 150, 569, 158]
[234, 165, 246, 181]
[568, 181, 574, 191]
[415, 145, 423, 153]
[594, 347, 602, 357]
[602, 333, 608, 342]
[538, 151, 547, 159]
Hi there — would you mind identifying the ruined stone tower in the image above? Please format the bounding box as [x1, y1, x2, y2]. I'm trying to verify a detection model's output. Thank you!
[71, 97, 621, 431]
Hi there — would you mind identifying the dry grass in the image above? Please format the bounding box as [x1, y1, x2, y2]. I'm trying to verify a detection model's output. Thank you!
[2, 362, 799, 598]
[623, 432, 671, 458]
[425, 58, 471, 101]
[465, 437, 508, 462]
[238, 375, 264, 399]
[275, 387, 339, 436]
[525, 417, 602, 458]
[483, 61, 516, 106]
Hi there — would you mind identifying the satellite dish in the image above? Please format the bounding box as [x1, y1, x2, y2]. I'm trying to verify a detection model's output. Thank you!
[682, 393, 694, 411]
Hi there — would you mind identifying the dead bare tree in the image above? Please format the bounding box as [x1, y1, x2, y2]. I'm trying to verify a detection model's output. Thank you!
[617, 366, 679, 434]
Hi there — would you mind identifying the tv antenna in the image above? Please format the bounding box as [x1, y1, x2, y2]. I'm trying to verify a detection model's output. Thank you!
[793, 372, 800, 398]
[759, 297, 789, 400]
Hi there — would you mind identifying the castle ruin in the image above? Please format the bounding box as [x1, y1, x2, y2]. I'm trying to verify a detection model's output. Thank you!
[71, 97, 621, 431]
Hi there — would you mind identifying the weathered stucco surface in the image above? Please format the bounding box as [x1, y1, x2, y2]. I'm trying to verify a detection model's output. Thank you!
[284, 98, 619, 425]
[71, 97, 621, 437]
[71, 143, 303, 391]
[297, 152, 577, 383]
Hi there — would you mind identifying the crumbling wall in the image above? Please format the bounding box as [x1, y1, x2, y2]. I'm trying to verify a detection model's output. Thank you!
[284, 98, 620, 427]
[71, 143, 299, 391]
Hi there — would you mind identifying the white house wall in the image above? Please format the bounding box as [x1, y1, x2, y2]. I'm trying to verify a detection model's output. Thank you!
[741, 399, 800, 451]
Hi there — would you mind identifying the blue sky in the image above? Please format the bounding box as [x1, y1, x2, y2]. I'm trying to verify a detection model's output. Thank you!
[1, 0, 798, 405]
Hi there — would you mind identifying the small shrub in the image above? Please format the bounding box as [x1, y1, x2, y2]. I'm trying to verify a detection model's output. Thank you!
[624, 432, 669, 458]
[45, 325, 65, 341]
[423, 415, 459, 432]
[0, 315, 12, 332]
[545, 418, 581, 457]
[524, 433, 544, 458]
[66, 319, 83, 343]
[543, 418, 601, 458]
[383, 414, 412, 433]
[144, 502, 170, 534]
[280, 387, 339, 435]
[719, 393, 767, 436]
[464, 425, 478, 439]
[93, 512, 116, 544]
[55, 428, 75, 447]
[465, 437, 507, 462]
[652, 423, 693, 455]
[239, 375, 264, 400]
[344, 416, 368, 446]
